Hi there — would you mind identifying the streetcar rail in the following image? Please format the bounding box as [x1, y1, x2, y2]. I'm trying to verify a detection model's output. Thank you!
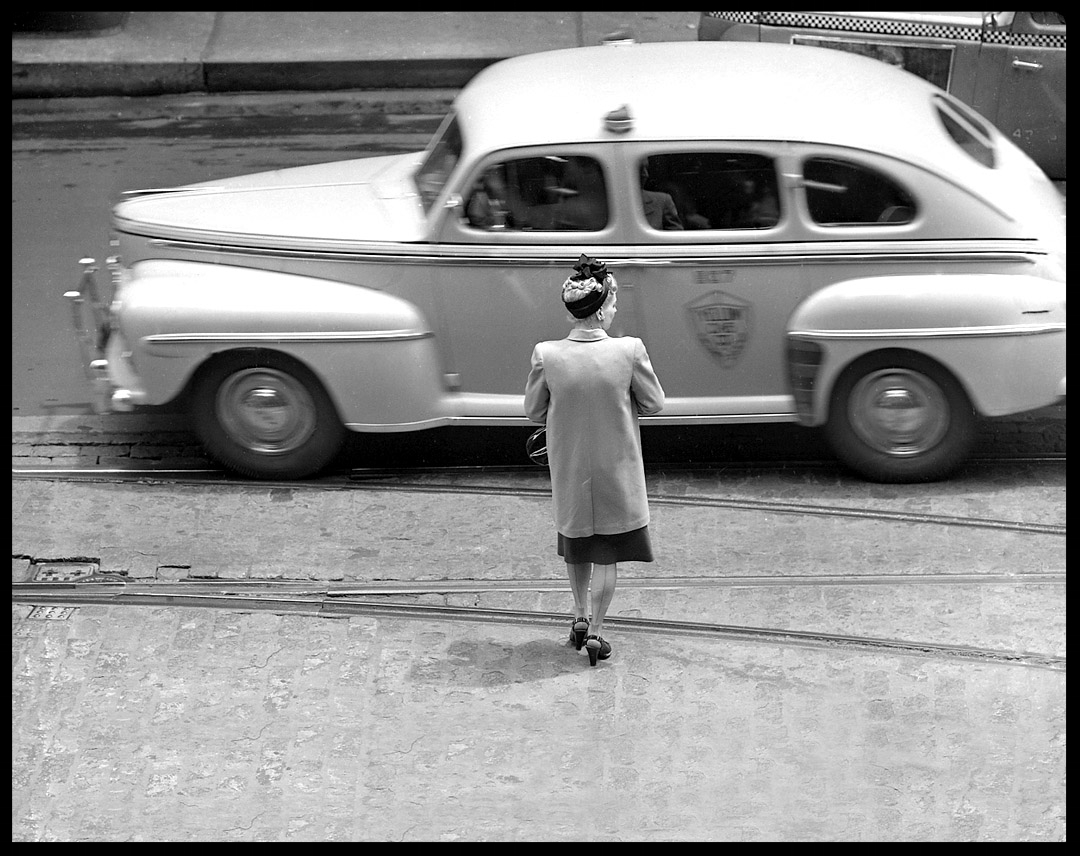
[11, 463, 1066, 536]
[12, 578, 1065, 673]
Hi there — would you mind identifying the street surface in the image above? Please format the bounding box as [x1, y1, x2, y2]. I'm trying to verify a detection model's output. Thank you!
[12, 457, 1067, 840]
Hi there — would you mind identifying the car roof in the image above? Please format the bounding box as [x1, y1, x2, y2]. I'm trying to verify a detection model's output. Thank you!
[454, 41, 964, 168]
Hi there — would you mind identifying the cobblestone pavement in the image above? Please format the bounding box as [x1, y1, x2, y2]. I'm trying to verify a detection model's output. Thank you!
[11, 602, 1066, 841]
[11, 460, 1067, 841]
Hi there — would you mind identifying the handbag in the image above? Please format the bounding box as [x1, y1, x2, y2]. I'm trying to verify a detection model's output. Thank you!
[525, 426, 548, 467]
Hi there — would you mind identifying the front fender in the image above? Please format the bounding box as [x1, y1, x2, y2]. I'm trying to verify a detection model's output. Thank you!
[116, 259, 448, 424]
[786, 273, 1067, 423]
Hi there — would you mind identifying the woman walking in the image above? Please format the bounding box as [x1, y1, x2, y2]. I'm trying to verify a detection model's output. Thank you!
[524, 254, 665, 666]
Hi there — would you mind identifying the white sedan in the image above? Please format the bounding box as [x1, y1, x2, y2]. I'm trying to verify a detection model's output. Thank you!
[69, 41, 1066, 482]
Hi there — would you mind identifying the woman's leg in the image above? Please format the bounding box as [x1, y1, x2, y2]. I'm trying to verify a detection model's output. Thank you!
[589, 563, 617, 637]
[567, 562, 591, 618]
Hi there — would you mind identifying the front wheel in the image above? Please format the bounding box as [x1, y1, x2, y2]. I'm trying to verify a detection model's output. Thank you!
[824, 351, 975, 483]
[191, 351, 346, 480]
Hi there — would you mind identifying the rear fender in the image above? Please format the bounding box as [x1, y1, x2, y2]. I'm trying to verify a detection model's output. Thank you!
[117, 259, 448, 425]
[787, 273, 1066, 424]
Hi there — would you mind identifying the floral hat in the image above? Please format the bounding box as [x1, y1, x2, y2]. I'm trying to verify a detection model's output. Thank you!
[562, 254, 612, 318]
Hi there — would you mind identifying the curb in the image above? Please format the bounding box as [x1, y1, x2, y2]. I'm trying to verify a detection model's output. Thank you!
[11, 88, 461, 123]
[12, 62, 204, 99]
[12, 12, 130, 33]
[203, 58, 500, 95]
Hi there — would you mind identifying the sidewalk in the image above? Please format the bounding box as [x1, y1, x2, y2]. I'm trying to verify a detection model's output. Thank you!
[12, 11, 701, 98]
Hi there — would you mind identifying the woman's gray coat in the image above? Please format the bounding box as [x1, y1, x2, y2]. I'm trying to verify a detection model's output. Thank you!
[524, 329, 665, 538]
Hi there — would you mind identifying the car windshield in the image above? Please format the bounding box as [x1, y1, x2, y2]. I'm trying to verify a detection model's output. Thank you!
[415, 112, 463, 215]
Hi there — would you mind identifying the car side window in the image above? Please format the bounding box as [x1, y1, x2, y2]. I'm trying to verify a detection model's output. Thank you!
[638, 152, 780, 231]
[1028, 12, 1065, 27]
[803, 157, 917, 225]
[462, 155, 609, 231]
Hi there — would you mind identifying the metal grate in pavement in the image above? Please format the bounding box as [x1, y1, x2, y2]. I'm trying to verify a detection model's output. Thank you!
[33, 562, 97, 582]
[26, 605, 78, 620]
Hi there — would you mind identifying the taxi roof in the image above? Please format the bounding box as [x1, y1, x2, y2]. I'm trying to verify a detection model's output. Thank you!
[454, 41, 966, 166]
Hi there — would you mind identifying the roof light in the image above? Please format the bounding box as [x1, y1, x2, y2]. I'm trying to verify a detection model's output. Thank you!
[604, 105, 633, 134]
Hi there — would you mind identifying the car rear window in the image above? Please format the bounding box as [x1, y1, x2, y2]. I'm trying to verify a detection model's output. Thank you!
[934, 94, 996, 169]
[803, 157, 917, 226]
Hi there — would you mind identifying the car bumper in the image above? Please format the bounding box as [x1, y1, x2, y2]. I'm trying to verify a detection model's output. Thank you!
[63, 258, 140, 413]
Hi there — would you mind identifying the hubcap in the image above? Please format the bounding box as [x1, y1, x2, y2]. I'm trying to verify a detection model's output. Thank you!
[848, 368, 949, 457]
[216, 368, 317, 454]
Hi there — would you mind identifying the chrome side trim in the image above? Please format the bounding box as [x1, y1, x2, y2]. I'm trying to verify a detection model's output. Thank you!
[138, 237, 1038, 268]
[142, 330, 433, 346]
[123, 187, 223, 198]
[787, 323, 1065, 341]
[344, 412, 801, 432]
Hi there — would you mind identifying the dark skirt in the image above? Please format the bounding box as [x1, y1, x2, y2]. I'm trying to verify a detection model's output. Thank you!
[558, 525, 654, 564]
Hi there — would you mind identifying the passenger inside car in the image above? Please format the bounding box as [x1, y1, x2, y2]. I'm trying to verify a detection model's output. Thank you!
[550, 157, 609, 231]
[463, 155, 611, 232]
[731, 175, 779, 228]
[658, 180, 710, 229]
[639, 161, 683, 230]
[641, 152, 782, 231]
[465, 165, 513, 229]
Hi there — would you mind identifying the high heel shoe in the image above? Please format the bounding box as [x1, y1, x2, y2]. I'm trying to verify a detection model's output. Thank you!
[570, 617, 590, 650]
[584, 634, 611, 666]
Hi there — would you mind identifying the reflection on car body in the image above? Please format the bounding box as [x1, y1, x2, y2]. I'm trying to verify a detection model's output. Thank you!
[67, 41, 1066, 483]
[698, 11, 1067, 180]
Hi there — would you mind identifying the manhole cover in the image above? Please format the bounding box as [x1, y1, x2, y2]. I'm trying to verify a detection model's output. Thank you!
[27, 606, 78, 620]
[33, 562, 97, 582]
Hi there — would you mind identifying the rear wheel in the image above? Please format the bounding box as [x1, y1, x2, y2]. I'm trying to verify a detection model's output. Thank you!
[191, 351, 346, 479]
[824, 351, 975, 483]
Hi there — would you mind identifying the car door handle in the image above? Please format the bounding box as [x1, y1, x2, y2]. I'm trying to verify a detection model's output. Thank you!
[1011, 59, 1043, 71]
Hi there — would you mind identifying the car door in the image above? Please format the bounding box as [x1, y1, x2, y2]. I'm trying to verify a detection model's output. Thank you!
[977, 11, 1066, 180]
[618, 144, 806, 421]
[432, 146, 625, 398]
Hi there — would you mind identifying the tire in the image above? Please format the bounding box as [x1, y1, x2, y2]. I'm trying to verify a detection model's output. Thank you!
[191, 351, 347, 480]
[824, 351, 976, 483]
